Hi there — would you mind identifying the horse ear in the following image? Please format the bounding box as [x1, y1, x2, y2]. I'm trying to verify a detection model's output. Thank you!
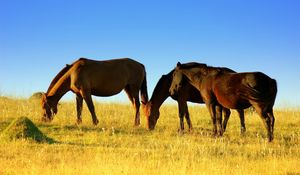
[176, 62, 182, 67]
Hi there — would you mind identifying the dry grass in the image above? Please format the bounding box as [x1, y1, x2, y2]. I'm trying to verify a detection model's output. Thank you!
[0, 97, 299, 175]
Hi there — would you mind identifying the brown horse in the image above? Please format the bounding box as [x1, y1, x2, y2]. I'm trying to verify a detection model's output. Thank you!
[41, 58, 148, 126]
[170, 62, 277, 141]
[144, 69, 246, 134]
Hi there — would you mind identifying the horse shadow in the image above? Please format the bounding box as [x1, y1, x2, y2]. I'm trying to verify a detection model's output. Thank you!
[37, 123, 149, 146]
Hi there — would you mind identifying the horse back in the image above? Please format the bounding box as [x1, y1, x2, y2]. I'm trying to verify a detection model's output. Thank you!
[69, 58, 146, 95]
[73, 58, 145, 79]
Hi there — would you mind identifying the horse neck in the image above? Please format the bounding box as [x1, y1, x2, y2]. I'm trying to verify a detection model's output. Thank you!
[150, 90, 169, 110]
[46, 74, 71, 106]
[149, 75, 171, 109]
[182, 69, 203, 88]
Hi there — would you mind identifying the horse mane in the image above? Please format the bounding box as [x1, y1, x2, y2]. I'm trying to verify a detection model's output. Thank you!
[179, 62, 236, 73]
[218, 67, 236, 73]
[46, 58, 89, 94]
[46, 64, 72, 94]
[179, 62, 207, 69]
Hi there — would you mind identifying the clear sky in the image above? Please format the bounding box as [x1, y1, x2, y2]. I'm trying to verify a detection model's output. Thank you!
[1, 0, 299, 108]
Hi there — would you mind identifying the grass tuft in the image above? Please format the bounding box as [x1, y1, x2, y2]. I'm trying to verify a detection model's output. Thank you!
[1, 116, 54, 143]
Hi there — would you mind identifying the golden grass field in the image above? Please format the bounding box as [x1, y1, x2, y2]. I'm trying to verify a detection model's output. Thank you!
[0, 97, 299, 175]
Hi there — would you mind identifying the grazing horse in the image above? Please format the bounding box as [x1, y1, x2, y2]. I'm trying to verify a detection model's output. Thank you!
[144, 69, 246, 133]
[170, 62, 277, 141]
[41, 58, 148, 126]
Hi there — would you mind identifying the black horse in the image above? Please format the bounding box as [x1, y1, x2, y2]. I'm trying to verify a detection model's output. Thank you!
[144, 68, 246, 134]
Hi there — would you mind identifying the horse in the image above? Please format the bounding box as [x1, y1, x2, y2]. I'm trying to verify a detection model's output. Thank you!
[41, 58, 148, 126]
[144, 68, 246, 134]
[169, 62, 277, 141]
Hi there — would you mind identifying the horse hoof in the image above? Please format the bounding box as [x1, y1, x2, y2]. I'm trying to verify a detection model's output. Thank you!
[93, 119, 99, 125]
[241, 127, 246, 134]
[268, 135, 274, 142]
[134, 120, 140, 126]
[77, 119, 82, 125]
[178, 129, 184, 135]
[211, 132, 217, 138]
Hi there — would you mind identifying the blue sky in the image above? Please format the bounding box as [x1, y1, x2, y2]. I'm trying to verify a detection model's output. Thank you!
[1, 0, 299, 107]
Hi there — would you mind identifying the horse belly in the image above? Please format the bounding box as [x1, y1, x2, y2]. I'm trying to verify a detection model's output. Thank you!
[91, 89, 122, 97]
[216, 92, 251, 109]
[90, 79, 126, 96]
[72, 74, 127, 97]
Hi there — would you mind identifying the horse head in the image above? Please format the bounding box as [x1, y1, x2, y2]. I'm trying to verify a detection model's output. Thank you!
[144, 101, 160, 130]
[41, 93, 57, 122]
[169, 62, 184, 96]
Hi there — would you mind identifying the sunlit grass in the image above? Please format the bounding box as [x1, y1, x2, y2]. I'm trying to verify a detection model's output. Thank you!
[0, 97, 299, 175]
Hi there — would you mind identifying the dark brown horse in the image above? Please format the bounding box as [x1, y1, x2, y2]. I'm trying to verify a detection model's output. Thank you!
[41, 58, 148, 126]
[144, 69, 246, 133]
[170, 62, 277, 141]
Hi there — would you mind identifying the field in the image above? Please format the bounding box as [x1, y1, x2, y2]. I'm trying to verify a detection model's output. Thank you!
[0, 97, 299, 175]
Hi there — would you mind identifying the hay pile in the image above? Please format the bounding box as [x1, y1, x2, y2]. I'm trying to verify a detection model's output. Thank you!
[1, 117, 54, 143]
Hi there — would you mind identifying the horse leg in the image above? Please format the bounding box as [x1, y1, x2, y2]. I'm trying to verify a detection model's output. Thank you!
[82, 91, 99, 125]
[237, 109, 246, 134]
[215, 105, 223, 136]
[76, 94, 83, 124]
[222, 108, 231, 133]
[253, 104, 273, 142]
[268, 110, 275, 139]
[206, 102, 217, 136]
[177, 99, 186, 133]
[178, 93, 192, 132]
[184, 102, 193, 132]
[125, 86, 140, 126]
[133, 94, 141, 126]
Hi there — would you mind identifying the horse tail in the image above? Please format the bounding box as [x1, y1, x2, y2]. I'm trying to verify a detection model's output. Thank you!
[240, 76, 277, 106]
[140, 68, 149, 105]
[269, 78, 278, 105]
